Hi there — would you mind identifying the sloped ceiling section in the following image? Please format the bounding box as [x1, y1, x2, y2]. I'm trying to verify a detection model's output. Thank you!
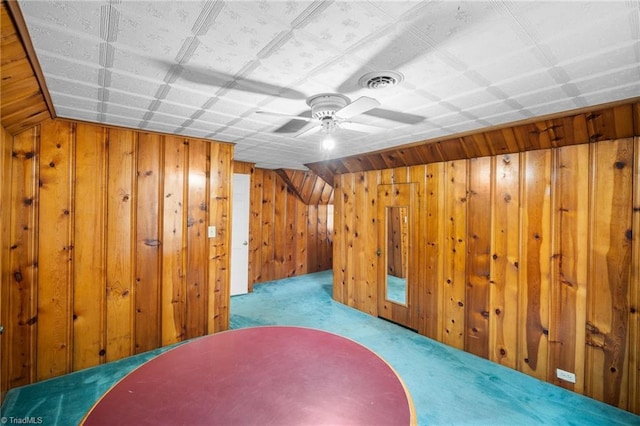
[15, 0, 640, 170]
[1, 0, 54, 135]
[275, 168, 334, 205]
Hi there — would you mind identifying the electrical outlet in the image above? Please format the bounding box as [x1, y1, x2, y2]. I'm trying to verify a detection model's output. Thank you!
[556, 368, 576, 383]
[208, 226, 216, 238]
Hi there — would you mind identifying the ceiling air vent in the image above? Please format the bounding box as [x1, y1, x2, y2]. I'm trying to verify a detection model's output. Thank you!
[358, 71, 404, 89]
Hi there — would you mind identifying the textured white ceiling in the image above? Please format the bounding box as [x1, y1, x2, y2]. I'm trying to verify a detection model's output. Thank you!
[18, 0, 640, 170]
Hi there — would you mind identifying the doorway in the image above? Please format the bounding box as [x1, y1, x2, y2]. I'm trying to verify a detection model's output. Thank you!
[231, 173, 250, 296]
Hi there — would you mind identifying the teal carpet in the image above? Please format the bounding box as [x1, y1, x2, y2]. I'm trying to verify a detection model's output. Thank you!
[2, 270, 639, 425]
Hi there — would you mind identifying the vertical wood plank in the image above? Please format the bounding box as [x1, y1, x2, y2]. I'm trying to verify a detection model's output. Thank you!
[73, 123, 108, 370]
[409, 165, 426, 332]
[364, 171, 379, 316]
[249, 169, 263, 287]
[105, 128, 136, 361]
[37, 120, 73, 380]
[273, 176, 287, 278]
[630, 136, 640, 414]
[7, 127, 39, 388]
[490, 154, 520, 369]
[307, 205, 319, 273]
[317, 204, 329, 272]
[1, 125, 13, 400]
[207, 142, 232, 333]
[466, 156, 492, 359]
[134, 133, 162, 354]
[354, 172, 367, 311]
[518, 149, 552, 380]
[261, 171, 275, 281]
[332, 175, 346, 303]
[161, 136, 186, 345]
[284, 188, 297, 276]
[185, 139, 208, 339]
[342, 173, 356, 308]
[548, 144, 589, 391]
[442, 161, 467, 349]
[296, 196, 307, 275]
[585, 138, 633, 409]
[422, 163, 443, 339]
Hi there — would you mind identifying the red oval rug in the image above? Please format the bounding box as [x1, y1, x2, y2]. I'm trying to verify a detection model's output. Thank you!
[83, 326, 415, 425]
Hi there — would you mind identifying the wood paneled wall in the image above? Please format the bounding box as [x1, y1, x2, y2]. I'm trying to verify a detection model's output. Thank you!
[333, 137, 640, 413]
[0, 119, 232, 395]
[248, 168, 332, 289]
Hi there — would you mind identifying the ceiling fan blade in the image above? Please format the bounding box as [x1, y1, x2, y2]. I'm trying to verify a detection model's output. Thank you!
[339, 121, 385, 133]
[363, 108, 426, 125]
[274, 120, 313, 134]
[296, 124, 322, 138]
[256, 110, 314, 122]
[336, 96, 381, 119]
[152, 59, 306, 100]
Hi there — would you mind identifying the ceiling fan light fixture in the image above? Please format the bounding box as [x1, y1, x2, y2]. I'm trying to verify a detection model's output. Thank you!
[321, 134, 335, 151]
[320, 117, 336, 150]
[307, 93, 350, 120]
[358, 71, 404, 89]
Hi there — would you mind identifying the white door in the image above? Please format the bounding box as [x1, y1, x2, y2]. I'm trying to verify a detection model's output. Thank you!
[231, 173, 250, 296]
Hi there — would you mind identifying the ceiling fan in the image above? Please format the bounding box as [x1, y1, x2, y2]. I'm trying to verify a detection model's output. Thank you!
[256, 93, 385, 149]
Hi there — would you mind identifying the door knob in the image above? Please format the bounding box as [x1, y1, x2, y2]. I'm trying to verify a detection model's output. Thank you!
[243, 241, 248, 246]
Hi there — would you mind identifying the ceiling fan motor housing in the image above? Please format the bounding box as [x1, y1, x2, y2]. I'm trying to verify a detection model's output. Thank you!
[306, 93, 350, 120]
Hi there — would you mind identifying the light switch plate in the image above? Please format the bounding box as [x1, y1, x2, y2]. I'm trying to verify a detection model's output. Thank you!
[208, 226, 216, 238]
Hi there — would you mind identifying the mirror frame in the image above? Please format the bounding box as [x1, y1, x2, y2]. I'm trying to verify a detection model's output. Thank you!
[377, 183, 416, 327]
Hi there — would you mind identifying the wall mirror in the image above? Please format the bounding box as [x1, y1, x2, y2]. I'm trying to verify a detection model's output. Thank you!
[385, 206, 408, 305]
[377, 183, 416, 330]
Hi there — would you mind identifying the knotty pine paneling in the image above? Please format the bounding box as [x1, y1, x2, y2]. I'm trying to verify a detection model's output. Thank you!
[489, 154, 520, 370]
[161, 136, 187, 345]
[208, 142, 233, 332]
[466, 156, 492, 359]
[105, 128, 136, 362]
[585, 138, 634, 409]
[549, 144, 589, 392]
[247, 168, 332, 290]
[631, 136, 640, 414]
[0, 2, 53, 135]
[442, 161, 467, 350]
[333, 137, 639, 414]
[73, 123, 108, 371]
[3, 126, 39, 392]
[1, 125, 13, 402]
[518, 149, 552, 381]
[37, 120, 74, 381]
[0, 119, 233, 393]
